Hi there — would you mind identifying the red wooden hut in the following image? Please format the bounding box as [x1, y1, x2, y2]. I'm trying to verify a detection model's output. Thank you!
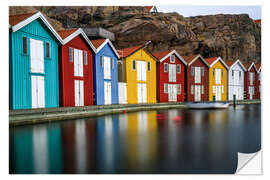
[243, 62, 258, 100]
[153, 50, 187, 102]
[58, 28, 96, 107]
[182, 54, 209, 102]
[255, 63, 261, 99]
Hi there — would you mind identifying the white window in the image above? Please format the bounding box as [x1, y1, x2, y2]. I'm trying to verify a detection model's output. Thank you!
[74, 49, 83, 77]
[170, 55, 175, 63]
[164, 63, 168, 72]
[191, 85, 194, 95]
[213, 85, 216, 93]
[195, 67, 201, 84]
[69, 47, 73, 62]
[23, 36, 28, 55]
[177, 84, 181, 94]
[201, 85, 204, 94]
[104, 56, 111, 79]
[177, 64, 181, 73]
[164, 83, 168, 93]
[215, 69, 221, 84]
[169, 64, 176, 82]
[249, 72, 254, 85]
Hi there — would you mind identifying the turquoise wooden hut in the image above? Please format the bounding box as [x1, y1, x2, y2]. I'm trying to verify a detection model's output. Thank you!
[9, 12, 63, 109]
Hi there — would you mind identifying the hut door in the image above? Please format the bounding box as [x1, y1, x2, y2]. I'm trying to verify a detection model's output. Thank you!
[249, 86, 254, 100]
[194, 85, 201, 102]
[104, 81, 112, 105]
[31, 76, 45, 108]
[75, 80, 84, 106]
[215, 86, 221, 101]
[138, 83, 147, 103]
[168, 84, 177, 102]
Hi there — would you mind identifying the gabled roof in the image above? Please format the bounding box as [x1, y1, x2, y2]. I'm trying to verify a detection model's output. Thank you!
[91, 38, 119, 58]
[117, 45, 144, 58]
[227, 59, 247, 71]
[9, 11, 63, 44]
[182, 54, 209, 67]
[58, 28, 96, 52]
[243, 62, 258, 72]
[255, 63, 261, 72]
[205, 56, 229, 69]
[153, 50, 187, 65]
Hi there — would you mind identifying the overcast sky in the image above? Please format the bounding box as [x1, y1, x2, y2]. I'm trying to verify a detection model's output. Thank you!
[156, 6, 261, 19]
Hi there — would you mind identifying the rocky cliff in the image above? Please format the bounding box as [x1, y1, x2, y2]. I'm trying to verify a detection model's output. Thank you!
[9, 6, 261, 63]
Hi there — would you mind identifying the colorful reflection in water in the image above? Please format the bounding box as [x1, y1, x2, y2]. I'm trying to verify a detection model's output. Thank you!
[9, 104, 261, 174]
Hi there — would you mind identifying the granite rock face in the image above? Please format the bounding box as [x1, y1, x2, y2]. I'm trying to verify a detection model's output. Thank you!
[9, 6, 261, 63]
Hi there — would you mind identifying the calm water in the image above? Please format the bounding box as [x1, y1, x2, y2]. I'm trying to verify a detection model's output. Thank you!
[9, 104, 261, 174]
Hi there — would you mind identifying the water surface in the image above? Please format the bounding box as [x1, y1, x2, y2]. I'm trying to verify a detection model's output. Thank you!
[9, 104, 261, 174]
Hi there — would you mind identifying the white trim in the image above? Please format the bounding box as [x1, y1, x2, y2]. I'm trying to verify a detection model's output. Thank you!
[159, 50, 187, 65]
[62, 28, 96, 53]
[95, 38, 120, 58]
[188, 54, 210, 67]
[11, 12, 63, 44]
[208, 57, 229, 69]
[248, 62, 258, 73]
[229, 59, 247, 71]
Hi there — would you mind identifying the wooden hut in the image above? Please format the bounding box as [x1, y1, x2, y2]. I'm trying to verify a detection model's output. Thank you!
[182, 55, 209, 102]
[153, 50, 187, 102]
[58, 28, 96, 107]
[243, 62, 258, 100]
[9, 12, 62, 109]
[91, 39, 120, 105]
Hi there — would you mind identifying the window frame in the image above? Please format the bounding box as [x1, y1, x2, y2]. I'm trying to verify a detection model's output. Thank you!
[201, 85, 204, 94]
[84, 51, 87, 65]
[177, 84, 181, 94]
[69, 47, 73, 62]
[164, 83, 168, 94]
[147, 61, 151, 72]
[132, 60, 136, 70]
[191, 66, 195, 76]
[45, 41, 51, 58]
[191, 85, 194, 94]
[170, 55, 175, 63]
[164, 63, 168, 72]
[177, 64, 181, 74]
[22, 36, 28, 55]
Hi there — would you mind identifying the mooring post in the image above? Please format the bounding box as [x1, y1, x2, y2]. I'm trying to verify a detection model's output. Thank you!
[213, 95, 216, 102]
[233, 94, 236, 108]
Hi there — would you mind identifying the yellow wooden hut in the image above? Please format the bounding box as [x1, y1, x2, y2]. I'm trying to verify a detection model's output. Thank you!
[205, 57, 229, 101]
[117, 45, 157, 104]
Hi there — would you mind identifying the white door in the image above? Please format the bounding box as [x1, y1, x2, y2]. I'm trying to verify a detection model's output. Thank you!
[215, 86, 221, 101]
[30, 39, 44, 73]
[31, 76, 45, 108]
[75, 80, 84, 106]
[137, 83, 147, 103]
[104, 81, 112, 105]
[169, 64, 176, 82]
[104, 56, 111, 79]
[137, 61, 146, 81]
[194, 85, 201, 101]
[249, 86, 254, 100]
[118, 83, 127, 104]
[168, 84, 177, 102]
[195, 67, 201, 83]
